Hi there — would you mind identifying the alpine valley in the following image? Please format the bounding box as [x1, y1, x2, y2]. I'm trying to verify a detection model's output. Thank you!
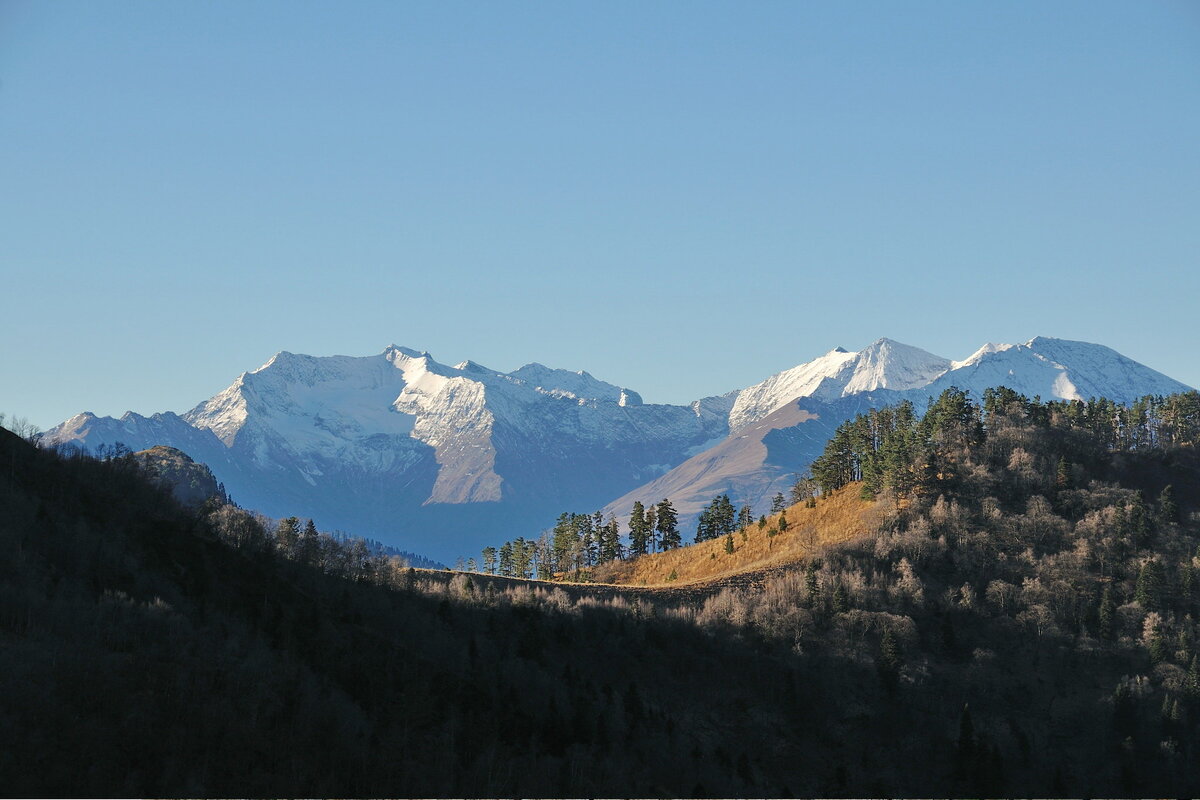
[41, 337, 1192, 562]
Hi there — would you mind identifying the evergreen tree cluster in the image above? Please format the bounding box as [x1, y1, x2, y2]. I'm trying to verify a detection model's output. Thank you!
[695, 494, 737, 543]
[483, 500, 681, 580]
[812, 387, 1200, 501]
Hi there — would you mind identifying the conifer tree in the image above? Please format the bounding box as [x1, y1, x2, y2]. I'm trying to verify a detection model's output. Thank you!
[1148, 624, 1168, 664]
[629, 501, 650, 556]
[1055, 457, 1070, 489]
[714, 495, 735, 536]
[833, 582, 850, 613]
[1135, 560, 1164, 609]
[1129, 498, 1151, 548]
[804, 561, 819, 606]
[298, 518, 320, 565]
[599, 514, 623, 562]
[1099, 584, 1116, 639]
[644, 504, 658, 553]
[771, 492, 786, 514]
[1185, 656, 1200, 701]
[581, 523, 598, 567]
[695, 502, 715, 543]
[737, 504, 753, 534]
[1158, 485, 1179, 525]
[655, 499, 680, 550]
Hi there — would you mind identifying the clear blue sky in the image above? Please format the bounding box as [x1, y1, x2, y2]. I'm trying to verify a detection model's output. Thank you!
[3, 1, 1198, 430]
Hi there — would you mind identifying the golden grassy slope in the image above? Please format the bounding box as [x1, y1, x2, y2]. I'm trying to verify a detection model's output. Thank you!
[589, 483, 887, 587]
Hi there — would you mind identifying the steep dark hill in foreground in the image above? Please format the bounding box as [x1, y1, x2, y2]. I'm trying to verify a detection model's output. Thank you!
[4, 386, 1200, 796]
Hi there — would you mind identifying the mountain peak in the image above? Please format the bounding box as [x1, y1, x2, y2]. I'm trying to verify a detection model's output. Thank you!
[843, 338, 952, 395]
[384, 343, 427, 357]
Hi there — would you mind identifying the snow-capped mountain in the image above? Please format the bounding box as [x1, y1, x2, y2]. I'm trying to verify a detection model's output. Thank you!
[928, 336, 1186, 403]
[728, 338, 953, 432]
[42, 337, 1191, 560]
[602, 336, 1192, 533]
[44, 345, 733, 560]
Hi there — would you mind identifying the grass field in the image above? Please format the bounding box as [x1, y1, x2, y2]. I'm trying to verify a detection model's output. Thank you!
[590, 484, 888, 587]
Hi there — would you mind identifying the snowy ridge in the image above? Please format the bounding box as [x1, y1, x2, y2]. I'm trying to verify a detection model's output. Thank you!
[603, 336, 1192, 538]
[924, 337, 1190, 405]
[40, 336, 1192, 560]
[728, 338, 952, 432]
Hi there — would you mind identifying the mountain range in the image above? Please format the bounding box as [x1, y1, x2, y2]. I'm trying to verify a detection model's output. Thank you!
[41, 336, 1192, 561]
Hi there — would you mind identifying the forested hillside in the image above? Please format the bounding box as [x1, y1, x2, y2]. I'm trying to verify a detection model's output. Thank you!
[3, 387, 1200, 795]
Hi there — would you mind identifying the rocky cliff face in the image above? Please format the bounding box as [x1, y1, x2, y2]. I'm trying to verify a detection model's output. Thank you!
[133, 445, 225, 508]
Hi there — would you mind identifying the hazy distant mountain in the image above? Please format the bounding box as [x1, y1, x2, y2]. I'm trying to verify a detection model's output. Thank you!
[42, 337, 1190, 560]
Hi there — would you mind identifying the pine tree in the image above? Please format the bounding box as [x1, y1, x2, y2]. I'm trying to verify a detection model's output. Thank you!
[298, 518, 320, 565]
[1129, 497, 1151, 548]
[629, 502, 649, 557]
[512, 537, 534, 579]
[1135, 560, 1164, 609]
[771, 492, 786, 514]
[1158, 485, 1179, 525]
[1184, 655, 1200, 701]
[600, 514, 624, 562]
[580, 521, 598, 567]
[737, 504, 752, 535]
[481, 545, 497, 575]
[656, 499, 681, 550]
[833, 582, 849, 613]
[551, 512, 579, 575]
[804, 561, 819, 606]
[644, 504, 658, 553]
[1098, 584, 1116, 639]
[1148, 622, 1168, 664]
[778, 510, 789, 533]
[1055, 456, 1070, 489]
[724, 533, 734, 555]
[697, 494, 735, 541]
[609, 515, 623, 560]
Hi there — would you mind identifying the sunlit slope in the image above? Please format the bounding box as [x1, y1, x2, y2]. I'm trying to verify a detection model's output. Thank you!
[592, 484, 888, 587]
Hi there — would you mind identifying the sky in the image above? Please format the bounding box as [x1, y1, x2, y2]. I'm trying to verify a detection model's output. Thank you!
[2, 1, 1199, 430]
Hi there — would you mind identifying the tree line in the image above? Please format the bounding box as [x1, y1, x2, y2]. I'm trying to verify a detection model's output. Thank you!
[476, 499, 682, 580]
[812, 387, 1200, 501]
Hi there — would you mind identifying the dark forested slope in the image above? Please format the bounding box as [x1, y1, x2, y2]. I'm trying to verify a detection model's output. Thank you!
[3, 388, 1200, 796]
